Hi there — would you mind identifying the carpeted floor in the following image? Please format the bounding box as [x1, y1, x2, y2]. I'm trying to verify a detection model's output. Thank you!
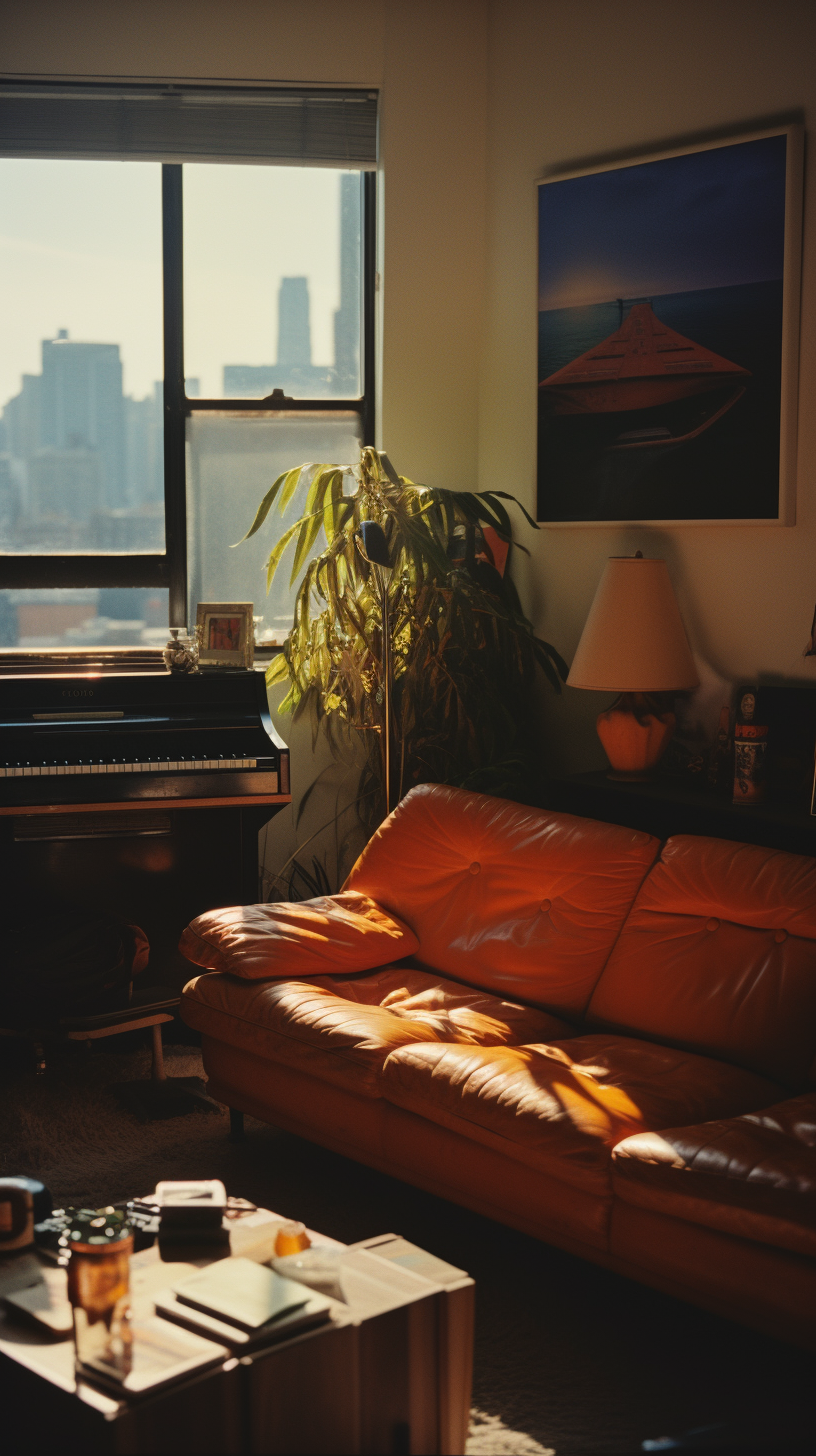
[2, 1036, 812, 1456]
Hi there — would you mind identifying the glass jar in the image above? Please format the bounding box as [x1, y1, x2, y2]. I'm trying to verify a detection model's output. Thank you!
[163, 627, 199, 674]
[66, 1207, 133, 1382]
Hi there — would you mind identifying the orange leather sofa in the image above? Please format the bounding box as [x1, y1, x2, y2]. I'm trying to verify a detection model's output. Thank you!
[180, 784, 816, 1349]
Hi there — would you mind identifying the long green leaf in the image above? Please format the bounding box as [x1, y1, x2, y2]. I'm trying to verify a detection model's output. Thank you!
[265, 518, 303, 590]
[265, 652, 290, 687]
[323, 470, 346, 542]
[279, 464, 308, 513]
[290, 470, 340, 583]
[534, 637, 569, 680]
[484, 490, 540, 532]
[234, 471, 287, 545]
[475, 492, 513, 540]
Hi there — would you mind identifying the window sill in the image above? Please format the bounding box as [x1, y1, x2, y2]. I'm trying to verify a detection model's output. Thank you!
[0, 644, 285, 676]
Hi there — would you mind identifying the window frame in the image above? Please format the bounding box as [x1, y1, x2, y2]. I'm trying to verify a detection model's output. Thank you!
[1, 149, 377, 634]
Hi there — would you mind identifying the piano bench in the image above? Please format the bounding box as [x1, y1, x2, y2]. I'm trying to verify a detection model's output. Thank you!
[0, 997, 176, 1075]
[1, 990, 223, 1120]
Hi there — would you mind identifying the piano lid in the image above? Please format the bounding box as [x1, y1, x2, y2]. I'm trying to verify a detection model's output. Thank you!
[0, 668, 280, 728]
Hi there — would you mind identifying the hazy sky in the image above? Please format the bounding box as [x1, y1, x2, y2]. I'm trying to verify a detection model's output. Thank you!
[539, 134, 788, 311]
[0, 157, 349, 406]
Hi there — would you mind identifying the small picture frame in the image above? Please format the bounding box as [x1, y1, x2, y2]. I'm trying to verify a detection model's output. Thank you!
[195, 602, 254, 669]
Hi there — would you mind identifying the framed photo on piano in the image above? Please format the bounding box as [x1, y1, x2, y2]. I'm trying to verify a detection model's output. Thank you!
[196, 602, 255, 670]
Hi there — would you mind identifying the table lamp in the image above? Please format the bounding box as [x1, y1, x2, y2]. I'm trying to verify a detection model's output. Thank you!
[567, 553, 699, 779]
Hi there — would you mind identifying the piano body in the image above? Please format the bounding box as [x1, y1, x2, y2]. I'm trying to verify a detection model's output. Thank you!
[0, 669, 291, 992]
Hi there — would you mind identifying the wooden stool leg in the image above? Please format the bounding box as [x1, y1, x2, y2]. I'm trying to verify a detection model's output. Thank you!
[151, 1023, 166, 1081]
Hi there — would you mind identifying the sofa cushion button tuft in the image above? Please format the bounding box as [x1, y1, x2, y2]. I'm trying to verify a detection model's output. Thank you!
[706, 918, 719, 932]
[774, 929, 788, 944]
[540, 899, 552, 913]
[469, 862, 481, 875]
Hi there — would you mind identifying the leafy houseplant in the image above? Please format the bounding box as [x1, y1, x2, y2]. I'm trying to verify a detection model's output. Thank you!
[242, 446, 567, 828]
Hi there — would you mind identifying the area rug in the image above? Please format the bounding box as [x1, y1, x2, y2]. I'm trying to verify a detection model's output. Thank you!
[2, 1038, 812, 1455]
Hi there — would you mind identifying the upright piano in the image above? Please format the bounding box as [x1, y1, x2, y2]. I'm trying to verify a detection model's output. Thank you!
[0, 669, 289, 807]
[0, 669, 291, 990]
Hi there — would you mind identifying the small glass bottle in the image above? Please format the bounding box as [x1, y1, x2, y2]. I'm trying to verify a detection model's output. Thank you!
[66, 1207, 133, 1383]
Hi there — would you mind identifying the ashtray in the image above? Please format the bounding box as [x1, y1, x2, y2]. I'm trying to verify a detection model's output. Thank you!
[271, 1247, 346, 1302]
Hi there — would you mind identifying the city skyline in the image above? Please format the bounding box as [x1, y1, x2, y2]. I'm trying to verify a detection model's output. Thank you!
[0, 158, 356, 408]
[1, 167, 362, 559]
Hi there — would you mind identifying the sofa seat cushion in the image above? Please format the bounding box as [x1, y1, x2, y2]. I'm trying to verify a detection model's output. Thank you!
[612, 1094, 816, 1259]
[343, 784, 660, 1017]
[381, 1034, 781, 1195]
[335, 964, 572, 1045]
[181, 964, 570, 1099]
[179, 891, 418, 979]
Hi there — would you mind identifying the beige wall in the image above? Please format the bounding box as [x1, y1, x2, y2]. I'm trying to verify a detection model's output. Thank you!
[5, 0, 816, 783]
[481, 0, 816, 771]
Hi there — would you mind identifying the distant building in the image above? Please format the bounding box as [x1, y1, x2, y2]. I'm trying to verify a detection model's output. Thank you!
[223, 179, 362, 399]
[278, 277, 312, 370]
[223, 275, 333, 398]
[29, 444, 103, 524]
[125, 383, 163, 507]
[3, 374, 42, 513]
[92, 501, 164, 551]
[0, 455, 20, 540]
[1, 332, 163, 550]
[40, 331, 125, 507]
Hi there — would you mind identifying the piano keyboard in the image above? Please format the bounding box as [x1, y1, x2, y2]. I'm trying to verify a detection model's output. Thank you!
[1, 757, 266, 778]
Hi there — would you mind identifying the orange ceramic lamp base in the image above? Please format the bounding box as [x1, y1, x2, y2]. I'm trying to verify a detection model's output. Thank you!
[596, 693, 675, 780]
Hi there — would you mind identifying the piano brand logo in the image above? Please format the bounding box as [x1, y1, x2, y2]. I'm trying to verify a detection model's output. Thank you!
[62, 689, 94, 697]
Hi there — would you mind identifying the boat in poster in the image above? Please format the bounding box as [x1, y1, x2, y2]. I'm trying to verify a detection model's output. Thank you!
[539, 302, 750, 445]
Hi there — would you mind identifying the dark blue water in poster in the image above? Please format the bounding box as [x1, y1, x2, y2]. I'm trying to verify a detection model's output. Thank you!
[537, 279, 783, 521]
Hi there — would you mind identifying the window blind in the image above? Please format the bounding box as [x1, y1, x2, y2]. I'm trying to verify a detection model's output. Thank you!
[0, 83, 378, 168]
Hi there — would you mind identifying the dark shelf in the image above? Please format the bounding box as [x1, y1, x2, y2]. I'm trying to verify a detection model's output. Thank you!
[546, 771, 816, 857]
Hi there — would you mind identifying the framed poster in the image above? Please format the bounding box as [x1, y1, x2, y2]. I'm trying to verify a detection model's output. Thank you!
[537, 125, 803, 525]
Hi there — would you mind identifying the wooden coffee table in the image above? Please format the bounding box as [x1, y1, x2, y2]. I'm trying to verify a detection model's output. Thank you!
[0, 1207, 474, 1455]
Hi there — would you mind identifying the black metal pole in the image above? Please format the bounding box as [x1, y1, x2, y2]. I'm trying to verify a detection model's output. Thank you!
[162, 165, 187, 628]
[362, 170, 377, 448]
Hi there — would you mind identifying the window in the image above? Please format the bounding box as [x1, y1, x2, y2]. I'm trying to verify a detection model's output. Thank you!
[0, 83, 376, 654]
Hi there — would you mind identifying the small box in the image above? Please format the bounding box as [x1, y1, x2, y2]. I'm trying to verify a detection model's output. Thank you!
[154, 1181, 227, 1235]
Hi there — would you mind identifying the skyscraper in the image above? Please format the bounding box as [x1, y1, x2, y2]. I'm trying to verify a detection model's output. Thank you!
[222, 172, 363, 399]
[39, 330, 125, 507]
[277, 277, 312, 370]
[1, 331, 162, 552]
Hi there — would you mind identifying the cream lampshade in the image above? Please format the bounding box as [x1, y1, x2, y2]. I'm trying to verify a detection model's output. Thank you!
[568, 554, 699, 778]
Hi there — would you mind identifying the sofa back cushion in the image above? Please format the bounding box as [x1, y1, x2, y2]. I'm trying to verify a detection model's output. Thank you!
[587, 834, 816, 1086]
[342, 784, 660, 1016]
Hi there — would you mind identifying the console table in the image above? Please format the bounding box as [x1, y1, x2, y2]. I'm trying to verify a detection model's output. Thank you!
[547, 771, 816, 858]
